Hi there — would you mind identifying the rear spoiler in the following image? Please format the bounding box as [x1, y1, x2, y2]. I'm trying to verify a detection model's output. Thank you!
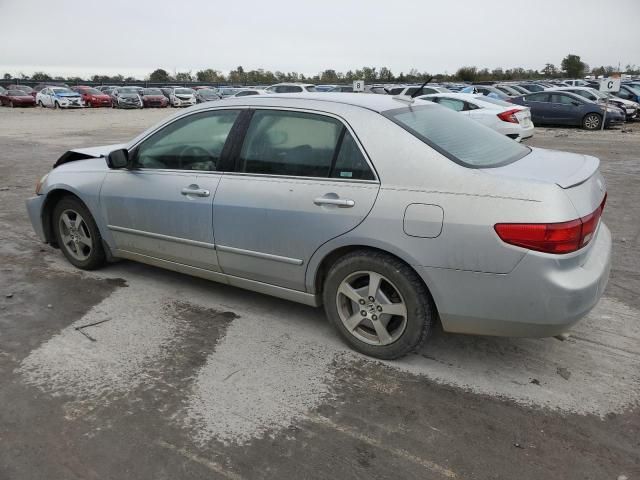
[53, 143, 125, 168]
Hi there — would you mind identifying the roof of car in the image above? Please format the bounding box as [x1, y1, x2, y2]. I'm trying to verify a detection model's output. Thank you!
[188, 92, 436, 114]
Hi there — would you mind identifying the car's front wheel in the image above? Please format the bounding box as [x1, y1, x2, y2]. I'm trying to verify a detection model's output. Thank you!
[52, 196, 106, 270]
[323, 250, 435, 359]
[583, 113, 602, 130]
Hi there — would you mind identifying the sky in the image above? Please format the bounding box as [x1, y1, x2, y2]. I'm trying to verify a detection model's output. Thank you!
[0, 0, 638, 79]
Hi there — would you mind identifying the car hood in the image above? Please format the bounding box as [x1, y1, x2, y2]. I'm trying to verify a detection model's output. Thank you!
[481, 147, 599, 189]
[53, 143, 126, 168]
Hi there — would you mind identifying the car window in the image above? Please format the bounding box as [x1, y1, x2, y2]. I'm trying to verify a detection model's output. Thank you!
[383, 104, 530, 168]
[331, 131, 375, 181]
[616, 88, 632, 99]
[388, 88, 403, 95]
[436, 98, 466, 112]
[525, 93, 550, 102]
[551, 94, 579, 105]
[239, 110, 342, 177]
[134, 110, 240, 171]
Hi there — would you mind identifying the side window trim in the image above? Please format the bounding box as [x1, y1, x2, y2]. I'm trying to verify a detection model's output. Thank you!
[226, 107, 379, 183]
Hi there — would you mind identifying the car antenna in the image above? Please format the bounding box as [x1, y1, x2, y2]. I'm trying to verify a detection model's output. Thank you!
[410, 77, 433, 98]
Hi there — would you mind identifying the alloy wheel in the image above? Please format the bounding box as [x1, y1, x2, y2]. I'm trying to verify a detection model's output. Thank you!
[584, 114, 600, 130]
[58, 209, 93, 261]
[336, 271, 408, 346]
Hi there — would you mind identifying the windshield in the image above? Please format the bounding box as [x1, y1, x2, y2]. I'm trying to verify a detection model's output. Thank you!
[383, 104, 530, 168]
[8, 90, 27, 96]
[14, 85, 34, 93]
[83, 88, 102, 95]
[52, 88, 73, 94]
[119, 87, 139, 94]
[175, 88, 194, 94]
[199, 89, 218, 96]
[143, 88, 162, 95]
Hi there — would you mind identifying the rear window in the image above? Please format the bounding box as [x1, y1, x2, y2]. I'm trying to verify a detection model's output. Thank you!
[383, 104, 530, 168]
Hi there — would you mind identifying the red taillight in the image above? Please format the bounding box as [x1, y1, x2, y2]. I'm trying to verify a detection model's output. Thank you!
[495, 194, 607, 254]
[497, 108, 521, 123]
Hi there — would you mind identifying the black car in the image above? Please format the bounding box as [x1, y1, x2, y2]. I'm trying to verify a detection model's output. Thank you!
[511, 91, 625, 130]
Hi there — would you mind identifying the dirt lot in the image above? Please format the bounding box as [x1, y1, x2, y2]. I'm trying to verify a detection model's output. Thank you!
[0, 107, 639, 480]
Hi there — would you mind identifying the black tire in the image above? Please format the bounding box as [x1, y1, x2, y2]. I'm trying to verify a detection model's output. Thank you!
[582, 113, 602, 130]
[323, 250, 435, 359]
[52, 196, 106, 270]
[53, 101, 59, 110]
[38, 100, 44, 107]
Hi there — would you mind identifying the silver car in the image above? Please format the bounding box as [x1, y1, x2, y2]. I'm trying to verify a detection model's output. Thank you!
[26, 93, 611, 359]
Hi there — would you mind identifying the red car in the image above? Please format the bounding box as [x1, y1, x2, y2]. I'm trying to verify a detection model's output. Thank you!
[72, 86, 112, 107]
[7, 84, 36, 98]
[0, 89, 36, 107]
[141, 88, 169, 108]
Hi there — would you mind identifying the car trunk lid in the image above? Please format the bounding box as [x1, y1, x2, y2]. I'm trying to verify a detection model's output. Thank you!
[482, 147, 606, 217]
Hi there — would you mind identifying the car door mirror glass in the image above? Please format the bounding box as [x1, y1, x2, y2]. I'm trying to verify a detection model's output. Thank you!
[106, 148, 129, 169]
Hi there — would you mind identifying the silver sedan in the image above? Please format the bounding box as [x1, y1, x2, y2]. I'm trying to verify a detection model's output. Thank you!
[26, 93, 611, 359]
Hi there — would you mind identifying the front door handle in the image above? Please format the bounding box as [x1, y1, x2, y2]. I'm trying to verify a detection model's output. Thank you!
[181, 185, 210, 197]
[313, 196, 355, 208]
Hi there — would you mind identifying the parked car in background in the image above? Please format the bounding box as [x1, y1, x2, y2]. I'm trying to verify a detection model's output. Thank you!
[7, 84, 35, 97]
[365, 85, 389, 94]
[0, 88, 36, 107]
[552, 86, 638, 120]
[195, 88, 221, 103]
[0, 86, 7, 96]
[140, 88, 169, 108]
[266, 83, 317, 93]
[111, 87, 143, 109]
[169, 87, 197, 107]
[97, 85, 119, 92]
[33, 82, 70, 97]
[217, 87, 242, 98]
[514, 83, 547, 93]
[315, 85, 337, 92]
[387, 85, 451, 96]
[461, 85, 510, 100]
[36, 87, 83, 109]
[612, 84, 640, 104]
[418, 93, 533, 141]
[562, 79, 590, 87]
[494, 84, 523, 96]
[229, 89, 267, 97]
[329, 85, 354, 92]
[511, 91, 624, 130]
[72, 86, 112, 107]
[26, 93, 611, 359]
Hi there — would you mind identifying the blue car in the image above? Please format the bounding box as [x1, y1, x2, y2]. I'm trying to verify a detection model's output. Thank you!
[511, 91, 625, 130]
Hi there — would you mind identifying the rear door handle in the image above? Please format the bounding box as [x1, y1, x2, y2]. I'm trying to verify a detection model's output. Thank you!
[181, 186, 210, 197]
[313, 196, 355, 208]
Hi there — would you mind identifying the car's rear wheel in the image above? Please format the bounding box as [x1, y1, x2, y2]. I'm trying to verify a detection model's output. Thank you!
[583, 113, 602, 130]
[53, 101, 59, 109]
[323, 250, 435, 359]
[52, 197, 106, 270]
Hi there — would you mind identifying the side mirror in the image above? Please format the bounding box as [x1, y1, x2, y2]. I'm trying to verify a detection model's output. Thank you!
[106, 148, 129, 169]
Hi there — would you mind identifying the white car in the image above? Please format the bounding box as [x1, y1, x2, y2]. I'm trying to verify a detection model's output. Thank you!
[169, 88, 197, 107]
[36, 87, 83, 109]
[265, 83, 317, 93]
[229, 88, 268, 98]
[418, 93, 534, 141]
[387, 85, 452, 96]
[562, 79, 589, 87]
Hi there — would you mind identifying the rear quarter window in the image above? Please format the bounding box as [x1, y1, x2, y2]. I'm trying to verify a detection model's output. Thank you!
[383, 104, 530, 168]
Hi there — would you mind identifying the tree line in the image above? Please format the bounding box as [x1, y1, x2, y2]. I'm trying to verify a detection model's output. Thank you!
[3, 54, 637, 85]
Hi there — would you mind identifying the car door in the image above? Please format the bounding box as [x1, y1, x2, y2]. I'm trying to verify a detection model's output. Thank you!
[520, 93, 550, 123]
[212, 108, 380, 291]
[100, 108, 242, 271]
[549, 93, 580, 124]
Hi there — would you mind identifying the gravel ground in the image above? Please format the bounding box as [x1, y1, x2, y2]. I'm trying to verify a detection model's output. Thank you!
[1, 108, 639, 479]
